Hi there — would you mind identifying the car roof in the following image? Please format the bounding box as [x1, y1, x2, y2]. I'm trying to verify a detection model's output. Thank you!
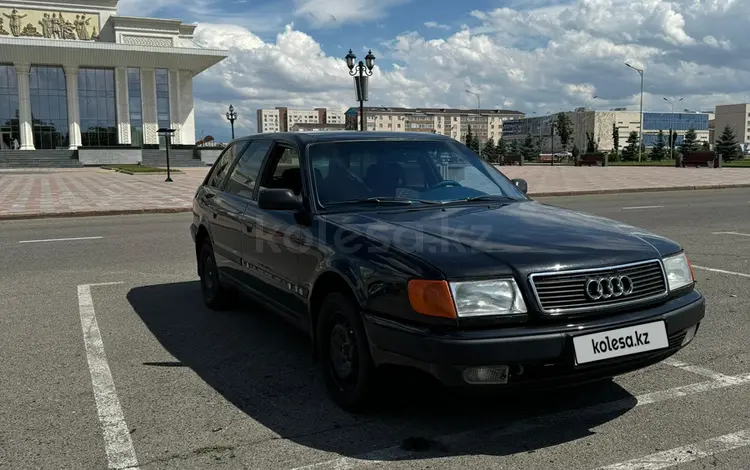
[230, 131, 455, 146]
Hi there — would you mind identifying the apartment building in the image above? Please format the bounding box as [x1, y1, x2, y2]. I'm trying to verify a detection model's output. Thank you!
[714, 103, 750, 147]
[256, 107, 346, 133]
[344, 107, 524, 143]
[503, 109, 710, 152]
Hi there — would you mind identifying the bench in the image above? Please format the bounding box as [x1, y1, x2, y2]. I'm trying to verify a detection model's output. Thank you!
[575, 153, 604, 167]
[679, 151, 717, 168]
[539, 155, 553, 163]
[503, 154, 523, 165]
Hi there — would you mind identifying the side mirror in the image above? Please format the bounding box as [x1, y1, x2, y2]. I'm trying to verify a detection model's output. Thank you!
[258, 188, 302, 211]
[512, 178, 528, 194]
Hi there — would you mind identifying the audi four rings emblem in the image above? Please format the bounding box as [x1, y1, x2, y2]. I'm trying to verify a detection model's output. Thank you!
[585, 275, 634, 300]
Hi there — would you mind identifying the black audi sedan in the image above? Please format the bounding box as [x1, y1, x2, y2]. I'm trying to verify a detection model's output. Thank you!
[191, 131, 704, 411]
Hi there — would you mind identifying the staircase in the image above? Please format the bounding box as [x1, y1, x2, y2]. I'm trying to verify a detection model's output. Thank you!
[141, 149, 208, 168]
[0, 150, 83, 168]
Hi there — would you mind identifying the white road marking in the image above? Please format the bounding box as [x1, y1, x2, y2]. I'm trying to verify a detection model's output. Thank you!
[77, 283, 139, 470]
[291, 372, 750, 470]
[19, 236, 103, 244]
[662, 358, 742, 384]
[594, 428, 750, 470]
[712, 231, 750, 237]
[692, 265, 750, 279]
[622, 205, 664, 210]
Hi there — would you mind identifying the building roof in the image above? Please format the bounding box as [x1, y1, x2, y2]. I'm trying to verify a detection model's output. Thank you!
[235, 131, 454, 145]
[347, 106, 525, 116]
[290, 123, 347, 131]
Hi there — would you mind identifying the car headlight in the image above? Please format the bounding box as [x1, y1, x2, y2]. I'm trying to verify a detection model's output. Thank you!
[663, 252, 695, 291]
[449, 279, 527, 317]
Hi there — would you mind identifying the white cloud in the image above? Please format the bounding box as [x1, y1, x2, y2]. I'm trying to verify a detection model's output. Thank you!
[293, 0, 409, 28]
[190, 0, 750, 137]
[424, 21, 450, 30]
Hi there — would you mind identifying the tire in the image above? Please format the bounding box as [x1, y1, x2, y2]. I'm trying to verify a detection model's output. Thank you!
[198, 240, 232, 310]
[317, 292, 376, 412]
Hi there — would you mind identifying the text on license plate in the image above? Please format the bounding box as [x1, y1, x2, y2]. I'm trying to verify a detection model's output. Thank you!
[573, 320, 669, 365]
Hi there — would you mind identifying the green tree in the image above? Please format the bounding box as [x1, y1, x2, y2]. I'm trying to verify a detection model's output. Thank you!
[679, 126, 699, 155]
[701, 141, 710, 151]
[585, 131, 597, 154]
[509, 139, 520, 155]
[715, 125, 741, 161]
[496, 137, 508, 163]
[612, 123, 620, 156]
[650, 130, 667, 161]
[481, 137, 495, 161]
[554, 113, 573, 151]
[464, 125, 477, 153]
[521, 133, 536, 161]
[622, 130, 639, 160]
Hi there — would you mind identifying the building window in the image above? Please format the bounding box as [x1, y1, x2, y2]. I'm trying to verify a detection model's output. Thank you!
[78, 68, 117, 146]
[155, 68, 170, 145]
[29, 66, 69, 149]
[127, 68, 143, 147]
[0, 65, 20, 150]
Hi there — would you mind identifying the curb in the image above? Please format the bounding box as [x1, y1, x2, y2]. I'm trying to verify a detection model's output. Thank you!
[529, 183, 750, 197]
[0, 207, 192, 221]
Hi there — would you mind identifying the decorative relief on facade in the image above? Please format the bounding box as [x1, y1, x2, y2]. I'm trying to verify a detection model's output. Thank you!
[121, 35, 172, 47]
[0, 8, 100, 40]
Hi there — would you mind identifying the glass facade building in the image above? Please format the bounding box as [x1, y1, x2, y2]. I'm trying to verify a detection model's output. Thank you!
[78, 68, 117, 147]
[127, 68, 143, 147]
[643, 113, 709, 131]
[0, 65, 20, 150]
[29, 66, 69, 149]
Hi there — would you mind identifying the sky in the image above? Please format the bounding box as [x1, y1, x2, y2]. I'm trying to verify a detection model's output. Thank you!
[118, 0, 750, 143]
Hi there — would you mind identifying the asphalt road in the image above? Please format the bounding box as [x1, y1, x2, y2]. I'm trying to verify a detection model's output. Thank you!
[1, 188, 749, 470]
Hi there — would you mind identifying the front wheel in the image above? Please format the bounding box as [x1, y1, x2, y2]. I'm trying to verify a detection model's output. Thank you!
[317, 292, 376, 412]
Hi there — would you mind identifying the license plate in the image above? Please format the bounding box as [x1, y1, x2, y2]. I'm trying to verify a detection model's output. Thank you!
[573, 321, 669, 365]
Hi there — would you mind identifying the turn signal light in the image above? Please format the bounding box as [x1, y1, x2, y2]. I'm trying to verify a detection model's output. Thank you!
[407, 279, 457, 319]
[685, 254, 696, 282]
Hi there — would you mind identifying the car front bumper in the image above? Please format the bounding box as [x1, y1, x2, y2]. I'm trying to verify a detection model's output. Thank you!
[363, 290, 705, 388]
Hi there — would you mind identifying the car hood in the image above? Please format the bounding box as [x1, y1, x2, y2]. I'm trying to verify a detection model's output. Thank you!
[320, 201, 681, 279]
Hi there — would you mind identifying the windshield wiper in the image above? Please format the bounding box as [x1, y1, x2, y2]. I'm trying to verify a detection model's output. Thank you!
[462, 195, 516, 202]
[326, 197, 421, 206]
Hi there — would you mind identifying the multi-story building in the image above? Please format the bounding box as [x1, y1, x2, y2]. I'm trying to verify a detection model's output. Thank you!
[0, 0, 227, 155]
[503, 109, 710, 152]
[256, 107, 346, 133]
[289, 122, 346, 132]
[713, 103, 750, 148]
[344, 107, 524, 144]
[256, 109, 281, 133]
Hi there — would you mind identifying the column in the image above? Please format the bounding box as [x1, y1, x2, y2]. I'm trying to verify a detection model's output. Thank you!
[168, 69, 181, 144]
[14, 64, 35, 150]
[63, 65, 82, 149]
[178, 70, 196, 145]
[140, 68, 158, 145]
[115, 67, 131, 145]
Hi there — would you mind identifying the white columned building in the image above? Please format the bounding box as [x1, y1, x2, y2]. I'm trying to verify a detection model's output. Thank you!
[0, 0, 227, 158]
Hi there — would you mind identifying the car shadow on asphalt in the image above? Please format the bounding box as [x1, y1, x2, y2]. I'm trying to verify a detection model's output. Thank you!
[127, 281, 637, 462]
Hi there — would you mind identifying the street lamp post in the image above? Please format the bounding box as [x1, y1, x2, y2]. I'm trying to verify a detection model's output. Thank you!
[663, 97, 682, 161]
[226, 104, 238, 140]
[465, 89, 480, 114]
[157, 128, 175, 182]
[345, 49, 376, 132]
[625, 63, 644, 162]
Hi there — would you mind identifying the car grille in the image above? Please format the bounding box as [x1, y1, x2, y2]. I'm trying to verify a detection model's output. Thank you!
[529, 259, 668, 315]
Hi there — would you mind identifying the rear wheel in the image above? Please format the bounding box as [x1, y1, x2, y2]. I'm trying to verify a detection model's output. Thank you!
[198, 240, 231, 310]
[317, 292, 376, 412]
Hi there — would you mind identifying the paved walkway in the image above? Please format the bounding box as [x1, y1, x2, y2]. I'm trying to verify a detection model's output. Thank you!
[0, 166, 748, 219]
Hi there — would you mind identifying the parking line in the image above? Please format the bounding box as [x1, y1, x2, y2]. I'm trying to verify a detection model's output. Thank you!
[712, 231, 750, 237]
[291, 372, 750, 470]
[594, 428, 750, 469]
[692, 265, 750, 279]
[622, 205, 664, 210]
[663, 358, 742, 384]
[77, 283, 139, 470]
[19, 236, 103, 244]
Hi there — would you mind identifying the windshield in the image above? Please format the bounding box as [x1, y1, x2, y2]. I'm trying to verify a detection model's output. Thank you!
[308, 139, 527, 207]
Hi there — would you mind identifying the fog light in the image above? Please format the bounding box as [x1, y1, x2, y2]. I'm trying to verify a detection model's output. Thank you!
[462, 366, 509, 385]
[681, 324, 698, 346]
